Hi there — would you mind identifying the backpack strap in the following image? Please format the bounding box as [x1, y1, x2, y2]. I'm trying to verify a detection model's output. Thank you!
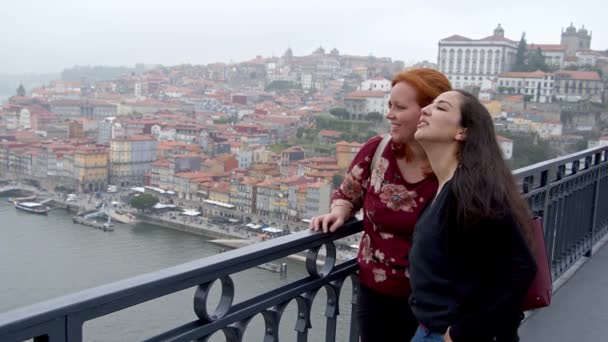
[371, 134, 391, 171]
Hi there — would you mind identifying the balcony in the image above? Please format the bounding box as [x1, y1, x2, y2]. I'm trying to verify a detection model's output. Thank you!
[2, 145, 608, 341]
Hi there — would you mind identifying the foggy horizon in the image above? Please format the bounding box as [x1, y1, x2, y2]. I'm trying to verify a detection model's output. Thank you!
[2, 0, 607, 75]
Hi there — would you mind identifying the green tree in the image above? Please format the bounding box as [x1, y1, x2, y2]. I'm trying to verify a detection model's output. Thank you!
[527, 47, 550, 72]
[265, 80, 299, 92]
[513, 33, 528, 72]
[268, 143, 290, 153]
[332, 174, 344, 190]
[296, 127, 304, 139]
[575, 140, 589, 151]
[16, 84, 26, 97]
[499, 131, 555, 169]
[366, 111, 384, 123]
[329, 107, 350, 119]
[129, 193, 159, 211]
[213, 117, 236, 125]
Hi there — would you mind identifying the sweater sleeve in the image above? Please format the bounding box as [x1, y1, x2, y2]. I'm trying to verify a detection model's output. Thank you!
[330, 135, 383, 213]
[449, 212, 537, 341]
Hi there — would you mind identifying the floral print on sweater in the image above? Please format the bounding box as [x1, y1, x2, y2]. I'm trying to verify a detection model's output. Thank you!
[332, 135, 438, 297]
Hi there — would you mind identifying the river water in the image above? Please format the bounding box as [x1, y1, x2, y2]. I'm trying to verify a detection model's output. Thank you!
[0, 198, 355, 341]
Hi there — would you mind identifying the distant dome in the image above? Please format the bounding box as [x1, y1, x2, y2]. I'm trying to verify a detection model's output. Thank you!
[565, 22, 577, 34]
[313, 46, 325, 55]
[493, 23, 504, 37]
[578, 25, 588, 35]
[283, 48, 293, 58]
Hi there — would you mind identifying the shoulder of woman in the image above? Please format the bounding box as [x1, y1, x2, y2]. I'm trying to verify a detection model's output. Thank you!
[363, 135, 385, 149]
[355, 135, 387, 158]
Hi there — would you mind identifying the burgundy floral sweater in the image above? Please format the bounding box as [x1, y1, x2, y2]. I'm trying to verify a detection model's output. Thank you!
[332, 135, 438, 297]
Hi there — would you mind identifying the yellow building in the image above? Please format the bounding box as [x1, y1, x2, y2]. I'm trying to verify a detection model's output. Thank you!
[253, 148, 275, 164]
[296, 185, 308, 220]
[482, 100, 502, 118]
[275, 182, 290, 218]
[73, 146, 108, 192]
[336, 141, 363, 169]
[208, 182, 231, 204]
[109, 134, 157, 186]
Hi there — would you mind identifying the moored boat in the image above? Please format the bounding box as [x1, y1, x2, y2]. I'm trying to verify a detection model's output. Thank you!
[15, 202, 50, 215]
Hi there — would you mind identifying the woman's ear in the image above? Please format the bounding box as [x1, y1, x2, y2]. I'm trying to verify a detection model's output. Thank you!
[455, 128, 467, 141]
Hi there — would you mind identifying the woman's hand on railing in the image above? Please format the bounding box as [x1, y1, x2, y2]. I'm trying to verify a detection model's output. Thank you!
[309, 206, 350, 233]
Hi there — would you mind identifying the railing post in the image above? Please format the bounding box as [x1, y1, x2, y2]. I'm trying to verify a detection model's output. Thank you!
[586, 153, 603, 257]
[348, 274, 360, 342]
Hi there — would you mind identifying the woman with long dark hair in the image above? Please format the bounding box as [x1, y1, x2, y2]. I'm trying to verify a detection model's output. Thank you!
[310, 69, 451, 341]
[408, 90, 537, 342]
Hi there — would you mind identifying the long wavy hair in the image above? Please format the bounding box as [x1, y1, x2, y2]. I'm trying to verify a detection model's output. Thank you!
[451, 90, 532, 243]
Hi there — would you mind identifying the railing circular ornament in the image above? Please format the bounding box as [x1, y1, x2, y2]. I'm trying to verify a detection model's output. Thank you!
[193, 275, 235, 322]
[306, 242, 336, 278]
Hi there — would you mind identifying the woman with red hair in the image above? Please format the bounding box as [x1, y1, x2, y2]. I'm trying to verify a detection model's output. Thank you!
[310, 68, 452, 341]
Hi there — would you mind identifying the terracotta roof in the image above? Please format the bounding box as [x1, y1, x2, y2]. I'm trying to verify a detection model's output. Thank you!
[319, 129, 344, 137]
[528, 44, 567, 52]
[50, 99, 81, 106]
[175, 171, 214, 180]
[496, 135, 513, 142]
[256, 179, 280, 189]
[345, 91, 386, 99]
[503, 95, 524, 102]
[478, 35, 517, 44]
[577, 50, 603, 56]
[307, 181, 329, 189]
[157, 141, 189, 149]
[209, 182, 231, 194]
[151, 159, 170, 167]
[556, 70, 601, 81]
[307, 171, 336, 178]
[240, 177, 260, 186]
[441, 34, 472, 41]
[500, 70, 550, 78]
[215, 154, 237, 162]
[441, 33, 516, 44]
[336, 141, 364, 147]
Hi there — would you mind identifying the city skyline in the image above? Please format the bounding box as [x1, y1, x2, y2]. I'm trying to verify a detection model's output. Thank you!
[1, 0, 607, 74]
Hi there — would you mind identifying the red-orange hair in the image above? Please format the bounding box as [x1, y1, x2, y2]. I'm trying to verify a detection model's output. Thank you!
[390, 68, 452, 173]
[391, 68, 452, 108]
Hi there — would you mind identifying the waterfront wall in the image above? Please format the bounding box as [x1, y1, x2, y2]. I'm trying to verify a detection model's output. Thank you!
[139, 215, 237, 240]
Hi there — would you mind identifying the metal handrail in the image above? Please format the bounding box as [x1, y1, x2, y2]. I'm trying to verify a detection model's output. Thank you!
[2, 143, 608, 341]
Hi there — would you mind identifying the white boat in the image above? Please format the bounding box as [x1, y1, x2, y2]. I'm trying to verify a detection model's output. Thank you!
[15, 202, 50, 215]
[103, 216, 113, 229]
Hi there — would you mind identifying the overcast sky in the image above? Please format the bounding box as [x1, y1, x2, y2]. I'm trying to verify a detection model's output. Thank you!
[1, 0, 606, 74]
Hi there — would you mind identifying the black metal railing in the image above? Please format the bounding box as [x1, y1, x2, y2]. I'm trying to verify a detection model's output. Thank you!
[515, 144, 608, 279]
[2, 144, 608, 341]
[0, 219, 363, 342]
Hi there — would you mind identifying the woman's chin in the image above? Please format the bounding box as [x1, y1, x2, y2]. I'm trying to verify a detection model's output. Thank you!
[390, 132, 408, 144]
[414, 130, 426, 142]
